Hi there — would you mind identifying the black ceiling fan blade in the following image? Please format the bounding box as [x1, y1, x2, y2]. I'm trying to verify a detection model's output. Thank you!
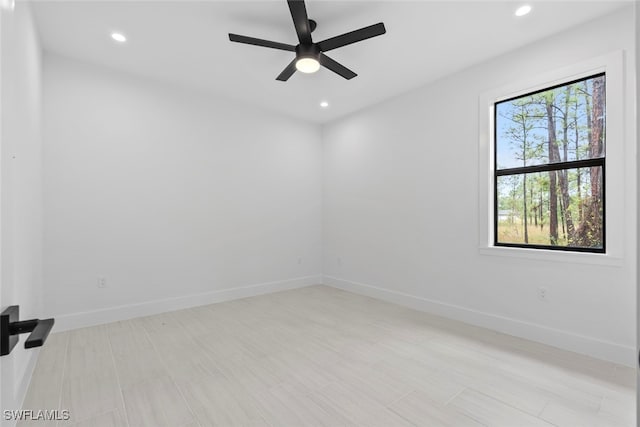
[229, 34, 296, 51]
[319, 54, 357, 80]
[317, 22, 386, 52]
[287, 0, 312, 45]
[276, 59, 298, 81]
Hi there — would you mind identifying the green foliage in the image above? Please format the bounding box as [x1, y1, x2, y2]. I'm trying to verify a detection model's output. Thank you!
[495, 75, 604, 249]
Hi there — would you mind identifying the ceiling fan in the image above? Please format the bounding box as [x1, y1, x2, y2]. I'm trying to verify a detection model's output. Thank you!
[228, 0, 386, 81]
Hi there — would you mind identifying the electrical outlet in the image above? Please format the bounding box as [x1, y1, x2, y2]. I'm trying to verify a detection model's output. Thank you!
[98, 277, 107, 288]
[537, 287, 548, 301]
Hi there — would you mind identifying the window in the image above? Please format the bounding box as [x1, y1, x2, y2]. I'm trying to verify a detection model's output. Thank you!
[494, 74, 605, 253]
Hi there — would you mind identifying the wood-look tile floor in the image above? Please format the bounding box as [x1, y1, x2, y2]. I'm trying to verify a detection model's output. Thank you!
[20, 285, 635, 426]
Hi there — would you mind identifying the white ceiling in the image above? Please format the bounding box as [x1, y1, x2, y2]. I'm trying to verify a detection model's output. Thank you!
[31, 1, 630, 124]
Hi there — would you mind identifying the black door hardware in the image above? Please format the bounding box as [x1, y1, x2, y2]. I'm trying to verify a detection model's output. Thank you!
[1, 305, 55, 356]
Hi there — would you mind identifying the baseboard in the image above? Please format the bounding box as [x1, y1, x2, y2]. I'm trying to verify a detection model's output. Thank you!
[53, 275, 322, 332]
[323, 275, 635, 367]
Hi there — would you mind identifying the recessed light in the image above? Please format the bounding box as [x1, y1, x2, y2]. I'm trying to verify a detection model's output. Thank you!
[515, 5, 531, 17]
[111, 32, 127, 43]
[320, 101, 329, 108]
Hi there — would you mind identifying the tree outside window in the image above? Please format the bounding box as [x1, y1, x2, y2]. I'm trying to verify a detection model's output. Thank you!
[494, 73, 605, 252]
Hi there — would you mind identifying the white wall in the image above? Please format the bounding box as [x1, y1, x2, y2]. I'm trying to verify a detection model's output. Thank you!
[635, 0, 639, 420]
[30, 3, 638, 369]
[43, 54, 322, 330]
[322, 8, 636, 366]
[0, 1, 44, 421]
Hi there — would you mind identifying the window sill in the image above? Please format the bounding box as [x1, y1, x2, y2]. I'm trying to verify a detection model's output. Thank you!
[478, 246, 623, 266]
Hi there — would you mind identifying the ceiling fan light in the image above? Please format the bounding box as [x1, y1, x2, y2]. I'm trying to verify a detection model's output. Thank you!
[296, 57, 320, 74]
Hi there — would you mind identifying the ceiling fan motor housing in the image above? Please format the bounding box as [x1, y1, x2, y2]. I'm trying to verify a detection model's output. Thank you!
[295, 43, 320, 62]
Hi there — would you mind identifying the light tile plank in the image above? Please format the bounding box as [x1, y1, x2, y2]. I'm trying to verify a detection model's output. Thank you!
[20, 285, 633, 427]
[121, 375, 195, 427]
[448, 388, 555, 427]
[389, 389, 484, 427]
[59, 372, 123, 424]
[178, 376, 268, 427]
[21, 332, 69, 413]
[308, 382, 414, 427]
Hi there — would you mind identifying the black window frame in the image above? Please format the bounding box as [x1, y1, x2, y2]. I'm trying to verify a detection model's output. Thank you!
[493, 72, 606, 254]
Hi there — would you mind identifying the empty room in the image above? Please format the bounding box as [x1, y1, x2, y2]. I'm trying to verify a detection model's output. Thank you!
[1, 0, 638, 426]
